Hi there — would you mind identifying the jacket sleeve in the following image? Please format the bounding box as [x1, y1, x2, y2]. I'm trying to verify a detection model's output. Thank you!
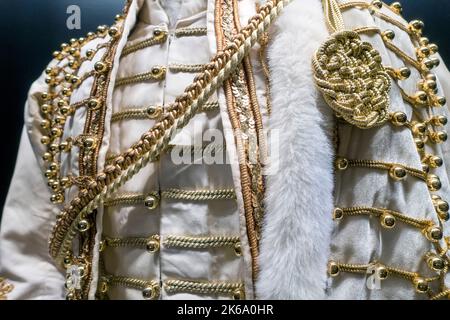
[0, 68, 65, 300]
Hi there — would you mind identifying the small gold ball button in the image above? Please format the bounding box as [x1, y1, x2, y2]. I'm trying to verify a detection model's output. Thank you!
[77, 219, 90, 232]
[389, 166, 407, 181]
[413, 277, 429, 293]
[234, 242, 242, 257]
[391, 111, 407, 126]
[233, 288, 245, 300]
[335, 157, 348, 171]
[144, 194, 159, 210]
[426, 226, 443, 242]
[380, 213, 396, 229]
[390, 2, 402, 14]
[332, 208, 344, 220]
[382, 30, 395, 41]
[328, 261, 340, 277]
[146, 236, 160, 253]
[142, 285, 160, 300]
[427, 174, 442, 191]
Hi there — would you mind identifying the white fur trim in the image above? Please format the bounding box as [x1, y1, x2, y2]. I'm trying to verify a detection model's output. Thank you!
[256, 0, 335, 299]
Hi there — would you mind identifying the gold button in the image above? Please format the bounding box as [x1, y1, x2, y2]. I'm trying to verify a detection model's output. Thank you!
[234, 242, 242, 257]
[332, 208, 344, 220]
[108, 26, 120, 38]
[389, 166, 407, 181]
[409, 20, 424, 33]
[51, 193, 65, 204]
[146, 236, 160, 253]
[435, 96, 447, 107]
[144, 193, 159, 210]
[88, 98, 102, 110]
[428, 155, 443, 168]
[83, 137, 97, 150]
[390, 2, 402, 14]
[426, 226, 443, 242]
[380, 213, 396, 229]
[98, 240, 106, 253]
[395, 67, 410, 80]
[414, 138, 425, 150]
[427, 174, 442, 191]
[153, 27, 167, 41]
[429, 43, 439, 54]
[427, 255, 446, 271]
[411, 122, 427, 136]
[40, 104, 53, 115]
[232, 288, 245, 300]
[42, 152, 53, 162]
[60, 177, 72, 188]
[435, 198, 449, 215]
[142, 285, 160, 300]
[414, 91, 428, 104]
[390, 112, 407, 126]
[416, 46, 430, 59]
[335, 157, 348, 170]
[413, 277, 429, 293]
[151, 66, 166, 79]
[99, 280, 109, 294]
[146, 106, 162, 119]
[328, 261, 340, 277]
[382, 30, 395, 41]
[77, 219, 91, 232]
[94, 61, 108, 73]
[376, 264, 389, 280]
[431, 115, 447, 126]
[86, 49, 95, 59]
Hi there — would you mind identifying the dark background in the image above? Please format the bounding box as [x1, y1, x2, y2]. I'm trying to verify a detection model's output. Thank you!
[0, 0, 449, 220]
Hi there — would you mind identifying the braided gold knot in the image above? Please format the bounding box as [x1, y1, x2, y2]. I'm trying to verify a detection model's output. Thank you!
[312, 30, 391, 129]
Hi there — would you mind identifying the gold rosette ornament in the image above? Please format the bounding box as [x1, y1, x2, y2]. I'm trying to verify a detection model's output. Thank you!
[313, 0, 391, 129]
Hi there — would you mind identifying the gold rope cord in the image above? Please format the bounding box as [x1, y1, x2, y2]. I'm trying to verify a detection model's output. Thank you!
[312, 0, 391, 129]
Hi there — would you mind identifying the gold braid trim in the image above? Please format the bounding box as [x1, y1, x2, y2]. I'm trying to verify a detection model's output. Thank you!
[99, 274, 160, 300]
[431, 289, 450, 300]
[169, 63, 207, 73]
[103, 189, 236, 207]
[103, 235, 160, 249]
[329, 261, 439, 297]
[175, 27, 208, 37]
[163, 188, 236, 201]
[121, 32, 168, 58]
[336, 157, 428, 181]
[114, 67, 166, 88]
[0, 277, 13, 300]
[164, 279, 244, 298]
[110, 102, 219, 123]
[164, 235, 240, 249]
